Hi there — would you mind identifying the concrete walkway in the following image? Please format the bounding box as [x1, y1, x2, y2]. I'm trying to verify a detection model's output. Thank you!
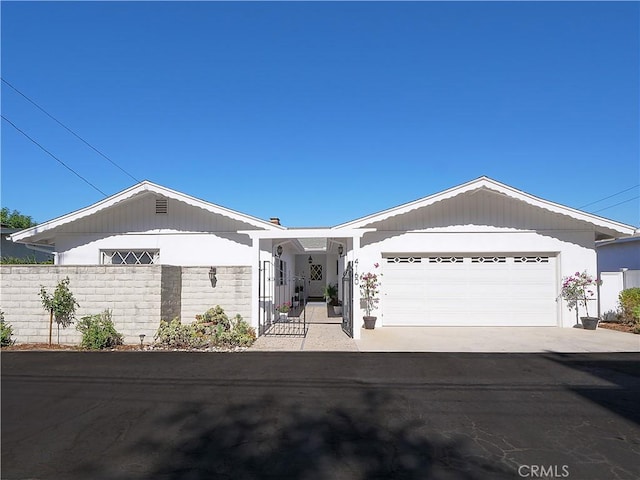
[251, 304, 639, 352]
[251, 302, 358, 351]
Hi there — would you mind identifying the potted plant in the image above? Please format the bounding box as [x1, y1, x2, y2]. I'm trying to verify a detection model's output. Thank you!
[559, 271, 601, 330]
[323, 283, 338, 303]
[323, 283, 342, 314]
[360, 263, 381, 329]
[276, 302, 292, 321]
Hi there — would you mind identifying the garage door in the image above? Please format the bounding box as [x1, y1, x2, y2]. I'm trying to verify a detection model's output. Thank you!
[382, 255, 557, 326]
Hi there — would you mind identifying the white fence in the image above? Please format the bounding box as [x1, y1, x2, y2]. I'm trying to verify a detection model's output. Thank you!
[599, 269, 640, 318]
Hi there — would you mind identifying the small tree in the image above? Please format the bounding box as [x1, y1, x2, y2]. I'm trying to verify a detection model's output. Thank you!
[360, 263, 381, 318]
[39, 277, 79, 345]
[559, 271, 601, 324]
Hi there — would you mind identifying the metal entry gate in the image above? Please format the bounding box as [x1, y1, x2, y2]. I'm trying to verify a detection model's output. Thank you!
[341, 261, 354, 337]
[258, 260, 307, 337]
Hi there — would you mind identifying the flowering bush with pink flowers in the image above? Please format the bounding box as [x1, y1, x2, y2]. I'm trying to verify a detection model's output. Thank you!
[360, 263, 381, 317]
[559, 271, 601, 318]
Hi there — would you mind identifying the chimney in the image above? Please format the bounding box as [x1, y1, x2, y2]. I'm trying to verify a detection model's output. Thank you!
[269, 217, 281, 226]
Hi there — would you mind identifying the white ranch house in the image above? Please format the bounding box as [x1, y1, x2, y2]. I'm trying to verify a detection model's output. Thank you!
[6, 176, 636, 342]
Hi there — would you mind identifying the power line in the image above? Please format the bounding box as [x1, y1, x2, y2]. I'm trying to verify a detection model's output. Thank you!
[1, 77, 140, 183]
[590, 195, 640, 214]
[2, 114, 108, 197]
[578, 184, 639, 208]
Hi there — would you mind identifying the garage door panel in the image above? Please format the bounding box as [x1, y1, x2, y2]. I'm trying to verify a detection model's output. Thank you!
[382, 255, 557, 326]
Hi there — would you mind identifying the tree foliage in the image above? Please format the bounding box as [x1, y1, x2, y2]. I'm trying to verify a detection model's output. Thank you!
[0, 207, 37, 228]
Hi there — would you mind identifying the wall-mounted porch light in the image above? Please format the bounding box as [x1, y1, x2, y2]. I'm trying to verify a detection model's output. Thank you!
[338, 245, 344, 257]
[308, 255, 313, 264]
[276, 245, 283, 258]
[209, 267, 217, 288]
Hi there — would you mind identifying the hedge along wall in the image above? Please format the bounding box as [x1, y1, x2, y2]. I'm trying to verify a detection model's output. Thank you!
[0, 265, 253, 345]
[180, 266, 252, 324]
[0, 265, 181, 345]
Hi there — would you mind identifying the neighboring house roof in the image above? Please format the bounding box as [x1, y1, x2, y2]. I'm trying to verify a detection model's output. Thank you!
[596, 235, 640, 248]
[1, 226, 54, 260]
[10, 180, 285, 245]
[333, 176, 636, 239]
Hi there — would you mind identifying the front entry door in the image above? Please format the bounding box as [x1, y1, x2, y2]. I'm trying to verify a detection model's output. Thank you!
[309, 263, 324, 298]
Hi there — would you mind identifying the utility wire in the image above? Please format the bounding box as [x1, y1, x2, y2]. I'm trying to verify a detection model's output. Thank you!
[2, 114, 108, 197]
[1, 77, 140, 183]
[590, 195, 640, 214]
[578, 184, 639, 208]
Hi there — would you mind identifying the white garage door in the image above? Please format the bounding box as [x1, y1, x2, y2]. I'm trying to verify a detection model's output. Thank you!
[382, 255, 557, 326]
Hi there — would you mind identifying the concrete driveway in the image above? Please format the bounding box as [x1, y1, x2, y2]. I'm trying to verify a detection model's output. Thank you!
[357, 326, 640, 353]
[252, 303, 639, 352]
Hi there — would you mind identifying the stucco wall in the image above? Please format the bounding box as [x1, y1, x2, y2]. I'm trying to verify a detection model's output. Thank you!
[0, 265, 251, 345]
[54, 233, 253, 266]
[180, 266, 252, 325]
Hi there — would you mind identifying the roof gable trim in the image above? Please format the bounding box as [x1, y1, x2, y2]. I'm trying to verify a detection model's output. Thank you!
[333, 176, 636, 236]
[11, 180, 284, 243]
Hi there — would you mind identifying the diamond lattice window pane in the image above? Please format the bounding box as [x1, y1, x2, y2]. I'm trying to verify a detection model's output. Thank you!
[310, 264, 323, 281]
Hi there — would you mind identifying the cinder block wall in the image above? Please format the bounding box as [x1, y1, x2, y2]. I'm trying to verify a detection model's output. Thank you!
[0, 265, 169, 344]
[180, 266, 252, 324]
[0, 265, 252, 345]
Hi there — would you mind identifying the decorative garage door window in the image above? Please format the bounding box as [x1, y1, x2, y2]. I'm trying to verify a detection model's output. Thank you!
[310, 264, 323, 281]
[384, 256, 550, 265]
[386, 257, 422, 263]
[514, 256, 549, 263]
[101, 250, 159, 265]
[471, 256, 506, 263]
[428, 256, 463, 263]
[382, 255, 550, 266]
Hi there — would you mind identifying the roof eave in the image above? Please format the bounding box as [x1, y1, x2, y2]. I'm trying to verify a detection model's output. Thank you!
[333, 176, 636, 238]
[10, 180, 284, 244]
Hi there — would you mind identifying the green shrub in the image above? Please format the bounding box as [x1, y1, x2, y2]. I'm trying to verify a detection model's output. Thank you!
[1, 255, 53, 264]
[154, 317, 192, 348]
[619, 288, 640, 324]
[76, 310, 124, 349]
[154, 307, 256, 349]
[195, 305, 230, 329]
[0, 311, 15, 347]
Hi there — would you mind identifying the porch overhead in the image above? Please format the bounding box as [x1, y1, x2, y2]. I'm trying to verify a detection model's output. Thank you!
[238, 228, 375, 241]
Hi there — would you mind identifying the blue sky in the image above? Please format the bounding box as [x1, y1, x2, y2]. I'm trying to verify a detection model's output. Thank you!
[2, 1, 638, 228]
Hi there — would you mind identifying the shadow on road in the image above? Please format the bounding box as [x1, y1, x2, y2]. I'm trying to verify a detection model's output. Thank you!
[75, 389, 515, 480]
[544, 352, 640, 425]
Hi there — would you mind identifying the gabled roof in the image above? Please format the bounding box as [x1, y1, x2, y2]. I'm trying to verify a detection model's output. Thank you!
[333, 176, 636, 238]
[11, 180, 284, 244]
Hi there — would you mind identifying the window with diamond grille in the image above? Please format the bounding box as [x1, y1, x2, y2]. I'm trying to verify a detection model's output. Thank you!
[310, 264, 323, 281]
[101, 250, 159, 265]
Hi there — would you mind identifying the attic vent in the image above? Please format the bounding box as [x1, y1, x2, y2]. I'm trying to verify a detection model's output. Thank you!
[155, 198, 168, 214]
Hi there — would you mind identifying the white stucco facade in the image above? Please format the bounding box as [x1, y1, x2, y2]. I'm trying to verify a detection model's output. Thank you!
[10, 177, 636, 340]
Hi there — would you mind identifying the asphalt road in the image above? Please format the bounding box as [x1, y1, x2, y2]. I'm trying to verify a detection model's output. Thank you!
[2, 352, 639, 480]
